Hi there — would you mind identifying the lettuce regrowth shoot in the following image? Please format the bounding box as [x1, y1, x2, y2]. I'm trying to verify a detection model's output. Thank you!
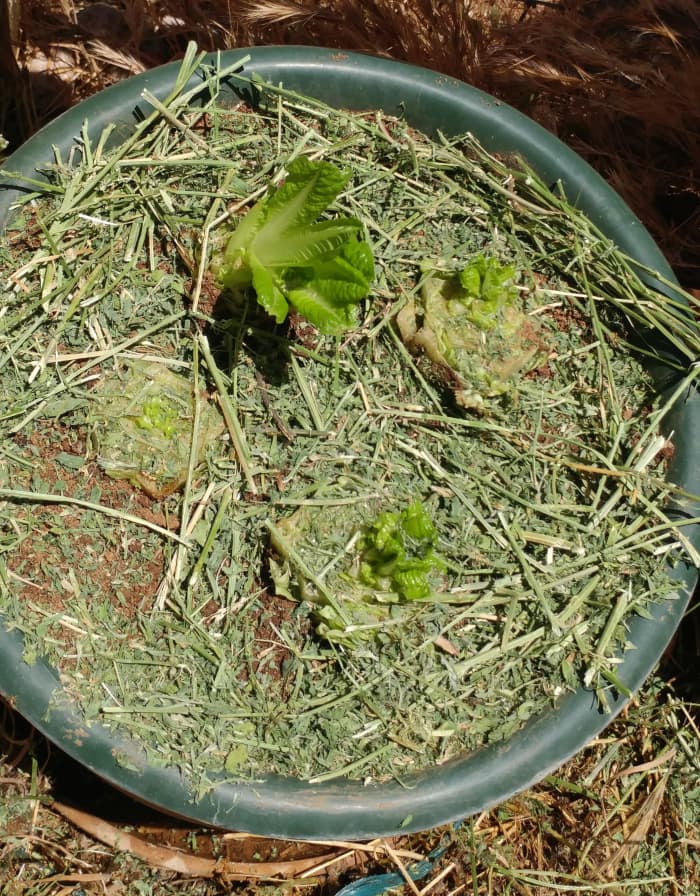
[453, 254, 519, 329]
[358, 499, 444, 602]
[136, 395, 179, 438]
[269, 500, 445, 646]
[211, 157, 375, 334]
[88, 361, 224, 499]
[397, 254, 544, 410]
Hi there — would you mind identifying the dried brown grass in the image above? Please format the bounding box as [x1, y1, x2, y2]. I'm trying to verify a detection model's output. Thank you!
[241, 0, 506, 82]
[488, 0, 700, 287]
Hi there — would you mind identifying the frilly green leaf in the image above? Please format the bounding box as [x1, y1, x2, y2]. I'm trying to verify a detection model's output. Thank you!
[269, 499, 445, 646]
[210, 158, 374, 333]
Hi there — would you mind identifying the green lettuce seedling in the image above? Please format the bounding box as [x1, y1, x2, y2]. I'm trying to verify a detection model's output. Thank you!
[89, 361, 224, 499]
[136, 395, 179, 438]
[358, 499, 443, 602]
[454, 254, 519, 330]
[211, 157, 374, 334]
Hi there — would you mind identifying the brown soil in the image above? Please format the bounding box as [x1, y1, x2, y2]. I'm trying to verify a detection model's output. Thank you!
[8, 422, 169, 620]
[6, 414, 306, 694]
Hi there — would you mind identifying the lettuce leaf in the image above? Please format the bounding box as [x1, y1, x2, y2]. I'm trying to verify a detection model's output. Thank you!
[211, 157, 374, 334]
[269, 499, 445, 646]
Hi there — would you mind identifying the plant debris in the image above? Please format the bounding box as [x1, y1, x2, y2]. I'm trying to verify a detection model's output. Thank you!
[90, 360, 225, 498]
[1, 49, 698, 789]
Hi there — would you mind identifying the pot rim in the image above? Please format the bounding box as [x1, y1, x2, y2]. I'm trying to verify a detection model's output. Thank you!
[1, 45, 697, 840]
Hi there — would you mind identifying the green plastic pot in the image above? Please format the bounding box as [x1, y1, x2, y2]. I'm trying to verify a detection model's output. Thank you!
[1, 47, 699, 840]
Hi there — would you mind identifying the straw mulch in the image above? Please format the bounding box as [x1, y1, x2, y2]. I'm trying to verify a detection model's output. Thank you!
[1, 0, 699, 892]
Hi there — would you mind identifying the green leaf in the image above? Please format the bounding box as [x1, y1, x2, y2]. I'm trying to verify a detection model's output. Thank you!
[401, 499, 438, 546]
[455, 254, 518, 325]
[398, 256, 542, 410]
[263, 156, 352, 229]
[249, 253, 288, 323]
[258, 218, 362, 269]
[211, 158, 374, 332]
[458, 263, 482, 297]
[358, 500, 443, 602]
[286, 238, 374, 333]
[221, 158, 353, 270]
[287, 283, 358, 334]
[341, 237, 375, 282]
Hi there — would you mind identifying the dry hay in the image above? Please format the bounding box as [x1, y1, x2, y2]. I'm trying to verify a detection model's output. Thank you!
[489, 0, 700, 290]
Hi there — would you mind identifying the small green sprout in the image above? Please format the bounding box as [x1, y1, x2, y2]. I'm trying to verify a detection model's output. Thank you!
[453, 254, 519, 330]
[136, 395, 179, 437]
[358, 499, 443, 601]
[89, 361, 224, 498]
[269, 499, 445, 647]
[397, 254, 544, 410]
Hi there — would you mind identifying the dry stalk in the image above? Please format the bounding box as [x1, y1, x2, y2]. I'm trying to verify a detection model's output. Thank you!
[52, 801, 341, 880]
